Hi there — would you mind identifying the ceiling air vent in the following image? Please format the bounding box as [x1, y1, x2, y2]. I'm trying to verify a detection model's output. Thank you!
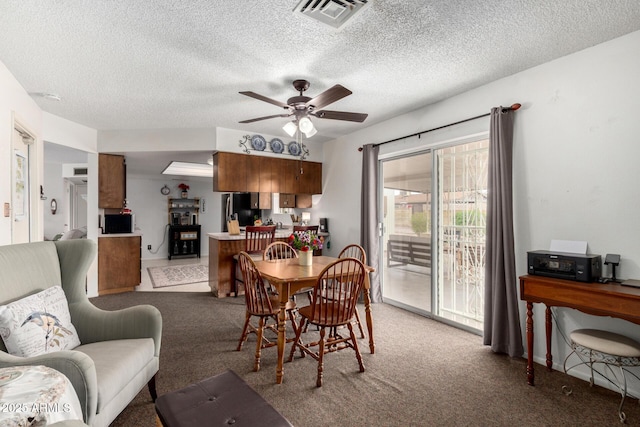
[74, 167, 88, 176]
[294, 0, 371, 30]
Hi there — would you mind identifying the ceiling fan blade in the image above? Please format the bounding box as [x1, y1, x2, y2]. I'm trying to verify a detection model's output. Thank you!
[313, 110, 368, 122]
[305, 85, 352, 110]
[239, 91, 290, 109]
[239, 113, 292, 124]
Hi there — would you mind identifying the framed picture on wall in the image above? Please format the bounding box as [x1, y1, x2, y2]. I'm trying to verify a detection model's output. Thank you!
[13, 150, 27, 219]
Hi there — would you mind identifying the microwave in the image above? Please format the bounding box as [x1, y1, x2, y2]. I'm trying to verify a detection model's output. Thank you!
[104, 214, 135, 234]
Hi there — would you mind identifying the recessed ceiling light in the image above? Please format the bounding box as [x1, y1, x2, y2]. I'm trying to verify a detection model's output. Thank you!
[162, 161, 213, 177]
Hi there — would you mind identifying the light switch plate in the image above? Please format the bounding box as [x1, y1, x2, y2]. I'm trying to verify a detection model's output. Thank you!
[3, 203, 9, 217]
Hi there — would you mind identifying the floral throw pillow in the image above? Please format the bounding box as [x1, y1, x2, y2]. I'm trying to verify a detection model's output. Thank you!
[0, 286, 81, 357]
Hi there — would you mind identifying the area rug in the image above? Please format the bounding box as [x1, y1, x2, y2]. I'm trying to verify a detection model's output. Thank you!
[147, 264, 208, 288]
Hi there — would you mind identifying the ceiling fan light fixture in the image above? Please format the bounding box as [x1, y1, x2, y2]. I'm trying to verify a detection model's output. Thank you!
[283, 121, 297, 137]
[298, 116, 314, 133]
[303, 126, 317, 138]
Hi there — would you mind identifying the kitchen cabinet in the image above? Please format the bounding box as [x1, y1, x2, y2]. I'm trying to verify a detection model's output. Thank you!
[98, 235, 141, 295]
[298, 161, 322, 194]
[259, 156, 273, 193]
[279, 193, 296, 208]
[168, 225, 201, 259]
[213, 152, 247, 192]
[284, 159, 299, 194]
[212, 151, 322, 195]
[250, 192, 272, 210]
[99, 153, 126, 209]
[295, 194, 312, 208]
[269, 157, 285, 194]
[246, 155, 261, 192]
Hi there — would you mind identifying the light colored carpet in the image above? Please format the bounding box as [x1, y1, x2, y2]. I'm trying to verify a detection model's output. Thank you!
[147, 264, 208, 288]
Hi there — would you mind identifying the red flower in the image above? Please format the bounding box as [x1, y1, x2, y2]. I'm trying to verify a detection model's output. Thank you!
[178, 183, 190, 191]
[300, 246, 310, 252]
[288, 234, 295, 243]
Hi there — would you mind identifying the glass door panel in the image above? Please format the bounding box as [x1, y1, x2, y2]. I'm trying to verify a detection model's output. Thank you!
[436, 139, 488, 331]
[381, 152, 432, 313]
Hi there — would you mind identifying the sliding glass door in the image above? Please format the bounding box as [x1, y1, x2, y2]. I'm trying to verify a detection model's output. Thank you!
[381, 138, 489, 332]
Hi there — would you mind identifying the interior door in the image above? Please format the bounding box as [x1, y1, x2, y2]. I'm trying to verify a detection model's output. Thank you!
[72, 183, 88, 229]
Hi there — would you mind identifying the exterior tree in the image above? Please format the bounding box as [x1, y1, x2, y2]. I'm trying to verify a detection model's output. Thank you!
[411, 211, 428, 236]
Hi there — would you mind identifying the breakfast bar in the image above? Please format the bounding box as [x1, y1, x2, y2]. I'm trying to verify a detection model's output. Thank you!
[207, 231, 290, 297]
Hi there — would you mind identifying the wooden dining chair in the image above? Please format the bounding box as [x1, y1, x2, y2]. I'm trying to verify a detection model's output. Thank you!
[337, 244, 367, 338]
[263, 241, 314, 306]
[236, 251, 297, 372]
[245, 225, 277, 252]
[263, 241, 298, 261]
[287, 257, 367, 387]
[234, 225, 276, 297]
[293, 225, 319, 233]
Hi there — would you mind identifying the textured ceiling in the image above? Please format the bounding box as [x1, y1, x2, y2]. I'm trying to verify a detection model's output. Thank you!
[2, 1, 640, 146]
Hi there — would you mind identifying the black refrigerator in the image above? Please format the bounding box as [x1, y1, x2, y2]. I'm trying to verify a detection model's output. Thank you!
[221, 193, 260, 231]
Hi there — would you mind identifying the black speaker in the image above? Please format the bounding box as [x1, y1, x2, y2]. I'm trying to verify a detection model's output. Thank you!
[319, 218, 328, 232]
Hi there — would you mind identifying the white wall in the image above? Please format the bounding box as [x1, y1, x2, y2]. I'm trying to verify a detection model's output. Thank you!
[320, 29, 640, 393]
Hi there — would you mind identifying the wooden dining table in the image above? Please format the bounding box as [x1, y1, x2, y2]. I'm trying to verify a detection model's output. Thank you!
[253, 255, 375, 384]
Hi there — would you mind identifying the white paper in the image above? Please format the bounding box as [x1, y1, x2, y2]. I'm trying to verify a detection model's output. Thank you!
[549, 239, 587, 254]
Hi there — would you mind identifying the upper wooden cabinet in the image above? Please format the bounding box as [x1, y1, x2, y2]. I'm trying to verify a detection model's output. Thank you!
[298, 161, 322, 195]
[99, 153, 126, 209]
[246, 155, 261, 193]
[213, 152, 247, 192]
[212, 151, 322, 195]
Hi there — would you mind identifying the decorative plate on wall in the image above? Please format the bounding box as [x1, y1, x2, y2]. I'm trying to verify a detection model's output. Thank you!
[251, 134, 267, 151]
[288, 141, 301, 156]
[270, 138, 284, 154]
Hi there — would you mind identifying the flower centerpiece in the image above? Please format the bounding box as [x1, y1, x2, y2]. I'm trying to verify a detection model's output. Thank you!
[178, 183, 189, 198]
[288, 231, 323, 266]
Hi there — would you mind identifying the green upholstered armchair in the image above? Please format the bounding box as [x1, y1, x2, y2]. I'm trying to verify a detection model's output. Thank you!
[0, 240, 162, 427]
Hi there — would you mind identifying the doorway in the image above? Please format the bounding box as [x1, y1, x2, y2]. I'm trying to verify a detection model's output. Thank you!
[43, 142, 89, 239]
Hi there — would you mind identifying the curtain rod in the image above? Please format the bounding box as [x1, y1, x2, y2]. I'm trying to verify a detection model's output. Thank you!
[357, 103, 521, 151]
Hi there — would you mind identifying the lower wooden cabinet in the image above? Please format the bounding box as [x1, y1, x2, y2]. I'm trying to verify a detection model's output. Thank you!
[98, 235, 141, 295]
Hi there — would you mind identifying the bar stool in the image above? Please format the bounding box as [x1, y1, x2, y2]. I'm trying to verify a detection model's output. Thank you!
[562, 328, 640, 423]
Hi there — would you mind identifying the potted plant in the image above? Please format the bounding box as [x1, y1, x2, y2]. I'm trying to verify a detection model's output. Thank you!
[288, 231, 323, 266]
[178, 183, 189, 198]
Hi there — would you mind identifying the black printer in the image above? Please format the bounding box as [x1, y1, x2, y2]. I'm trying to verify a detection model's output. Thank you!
[527, 250, 601, 282]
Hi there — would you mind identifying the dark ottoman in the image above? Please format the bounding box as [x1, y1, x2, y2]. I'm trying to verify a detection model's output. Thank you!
[155, 370, 293, 427]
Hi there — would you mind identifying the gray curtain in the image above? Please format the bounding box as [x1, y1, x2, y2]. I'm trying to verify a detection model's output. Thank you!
[483, 107, 523, 358]
[361, 144, 382, 303]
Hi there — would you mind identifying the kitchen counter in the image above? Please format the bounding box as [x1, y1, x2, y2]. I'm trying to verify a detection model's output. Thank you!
[98, 230, 143, 238]
[208, 231, 287, 297]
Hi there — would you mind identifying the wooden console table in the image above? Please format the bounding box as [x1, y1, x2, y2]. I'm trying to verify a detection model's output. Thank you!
[519, 275, 640, 385]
